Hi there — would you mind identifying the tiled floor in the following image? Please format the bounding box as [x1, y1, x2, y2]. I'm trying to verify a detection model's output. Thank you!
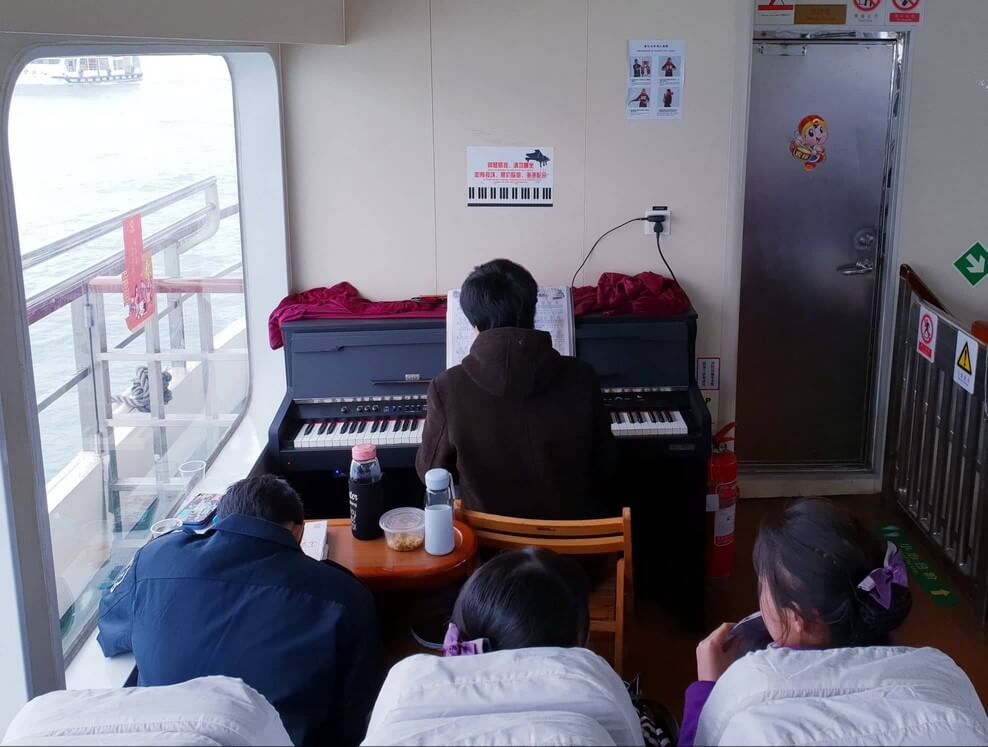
[622, 494, 988, 718]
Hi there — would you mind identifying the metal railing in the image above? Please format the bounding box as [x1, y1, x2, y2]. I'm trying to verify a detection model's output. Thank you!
[884, 264, 988, 629]
[24, 176, 244, 498]
[24, 178, 248, 661]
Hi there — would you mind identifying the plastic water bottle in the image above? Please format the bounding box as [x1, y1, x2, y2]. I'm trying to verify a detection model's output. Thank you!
[349, 443, 384, 540]
[424, 468, 455, 556]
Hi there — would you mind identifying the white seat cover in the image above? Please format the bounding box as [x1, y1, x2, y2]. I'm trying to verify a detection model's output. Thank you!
[2, 675, 292, 746]
[363, 647, 642, 747]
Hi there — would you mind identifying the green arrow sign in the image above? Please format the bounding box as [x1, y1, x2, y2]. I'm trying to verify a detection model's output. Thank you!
[954, 242, 988, 287]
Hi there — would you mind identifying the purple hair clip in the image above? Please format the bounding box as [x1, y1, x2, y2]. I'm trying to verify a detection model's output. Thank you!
[442, 623, 488, 657]
[857, 541, 908, 609]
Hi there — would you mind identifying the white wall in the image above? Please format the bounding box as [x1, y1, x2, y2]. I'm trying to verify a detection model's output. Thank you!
[283, 0, 752, 393]
[281, 0, 988, 497]
[897, 0, 988, 327]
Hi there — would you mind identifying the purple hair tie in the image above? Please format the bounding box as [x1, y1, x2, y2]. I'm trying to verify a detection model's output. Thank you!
[857, 541, 908, 609]
[442, 623, 488, 657]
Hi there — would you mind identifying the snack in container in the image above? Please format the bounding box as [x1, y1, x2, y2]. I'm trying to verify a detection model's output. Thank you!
[379, 507, 425, 552]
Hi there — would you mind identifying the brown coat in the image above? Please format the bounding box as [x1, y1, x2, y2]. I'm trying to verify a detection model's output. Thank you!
[416, 328, 616, 519]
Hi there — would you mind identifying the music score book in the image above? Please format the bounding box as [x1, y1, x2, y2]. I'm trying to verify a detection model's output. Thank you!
[445, 286, 575, 368]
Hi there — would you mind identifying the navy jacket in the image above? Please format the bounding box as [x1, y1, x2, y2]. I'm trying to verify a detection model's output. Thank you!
[98, 514, 383, 747]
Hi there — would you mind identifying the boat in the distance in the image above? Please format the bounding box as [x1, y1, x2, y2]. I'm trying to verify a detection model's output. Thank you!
[18, 56, 142, 86]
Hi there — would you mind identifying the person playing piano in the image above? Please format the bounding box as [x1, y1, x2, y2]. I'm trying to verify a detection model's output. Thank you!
[416, 259, 616, 519]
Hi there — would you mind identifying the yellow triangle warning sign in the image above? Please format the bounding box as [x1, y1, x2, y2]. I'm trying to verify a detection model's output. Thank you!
[957, 342, 973, 375]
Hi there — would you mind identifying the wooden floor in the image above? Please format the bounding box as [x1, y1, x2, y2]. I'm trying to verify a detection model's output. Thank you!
[622, 494, 988, 718]
[377, 493, 987, 721]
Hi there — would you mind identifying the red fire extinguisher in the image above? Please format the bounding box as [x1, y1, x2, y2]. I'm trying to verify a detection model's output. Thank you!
[706, 422, 737, 578]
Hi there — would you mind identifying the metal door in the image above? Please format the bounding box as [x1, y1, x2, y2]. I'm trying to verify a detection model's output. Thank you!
[736, 39, 900, 469]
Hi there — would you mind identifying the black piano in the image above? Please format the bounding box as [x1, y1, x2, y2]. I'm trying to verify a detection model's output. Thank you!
[269, 311, 711, 625]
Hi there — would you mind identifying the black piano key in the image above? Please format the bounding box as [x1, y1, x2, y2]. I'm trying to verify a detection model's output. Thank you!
[317, 421, 328, 435]
[647, 410, 657, 423]
[401, 419, 410, 432]
[349, 420, 359, 434]
[370, 419, 379, 434]
[358, 420, 367, 433]
[410, 418, 419, 432]
[662, 410, 672, 423]
[392, 419, 401, 432]
[325, 420, 335, 434]
[304, 422, 314, 435]
[634, 411, 644, 424]
[609, 411, 617, 424]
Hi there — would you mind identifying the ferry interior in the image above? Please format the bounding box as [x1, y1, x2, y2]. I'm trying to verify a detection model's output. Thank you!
[0, 1, 987, 745]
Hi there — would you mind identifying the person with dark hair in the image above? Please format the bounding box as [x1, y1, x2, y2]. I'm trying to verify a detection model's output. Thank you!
[446, 547, 590, 653]
[679, 499, 988, 746]
[362, 549, 648, 746]
[416, 259, 616, 519]
[98, 475, 383, 747]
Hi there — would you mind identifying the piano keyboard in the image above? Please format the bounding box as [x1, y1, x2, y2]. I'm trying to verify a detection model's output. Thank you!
[292, 417, 426, 449]
[609, 409, 688, 437]
[290, 408, 686, 451]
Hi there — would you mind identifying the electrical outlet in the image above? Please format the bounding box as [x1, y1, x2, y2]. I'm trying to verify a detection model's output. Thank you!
[643, 205, 671, 237]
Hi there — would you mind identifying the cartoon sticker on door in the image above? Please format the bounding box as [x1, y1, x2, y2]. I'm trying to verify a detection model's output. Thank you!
[789, 114, 828, 171]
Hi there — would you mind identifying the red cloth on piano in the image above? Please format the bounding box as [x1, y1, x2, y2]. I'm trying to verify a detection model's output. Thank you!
[572, 271, 689, 317]
[268, 272, 689, 349]
[268, 282, 447, 349]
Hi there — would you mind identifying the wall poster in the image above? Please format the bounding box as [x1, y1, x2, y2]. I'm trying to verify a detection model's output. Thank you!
[626, 40, 685, 120]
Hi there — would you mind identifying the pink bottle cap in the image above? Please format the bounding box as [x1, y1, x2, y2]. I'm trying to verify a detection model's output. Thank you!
[352, 443, 377, 461]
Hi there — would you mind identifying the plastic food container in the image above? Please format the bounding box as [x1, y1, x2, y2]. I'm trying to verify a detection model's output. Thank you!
[379, 507, 425, 552]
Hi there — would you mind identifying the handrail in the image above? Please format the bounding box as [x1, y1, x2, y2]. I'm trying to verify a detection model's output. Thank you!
[25, 202, 238, 325]
[21, 177, 219, 271]
[899, 263, 947, 314]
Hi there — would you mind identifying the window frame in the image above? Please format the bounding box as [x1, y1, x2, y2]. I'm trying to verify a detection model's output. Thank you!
[0, 33, 290, 713]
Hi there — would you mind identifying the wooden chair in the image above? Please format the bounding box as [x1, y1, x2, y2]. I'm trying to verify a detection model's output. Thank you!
[454, 502, 633, 676]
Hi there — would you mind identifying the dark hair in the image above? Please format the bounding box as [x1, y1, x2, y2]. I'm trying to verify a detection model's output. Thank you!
[217, 475, 304, 527]
[459, 259, 538, 331]
[753, 499, 912, 647]
[451, 547, 590, 651]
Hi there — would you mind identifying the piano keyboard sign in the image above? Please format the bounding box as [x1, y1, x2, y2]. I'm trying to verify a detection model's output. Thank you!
[467, 146, 553, 207]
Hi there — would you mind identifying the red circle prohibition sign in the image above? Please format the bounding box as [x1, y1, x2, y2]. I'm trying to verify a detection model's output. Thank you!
[853, 0, 880, 10]
[920, 313, 934, 344]
[892, 0, 920, 10]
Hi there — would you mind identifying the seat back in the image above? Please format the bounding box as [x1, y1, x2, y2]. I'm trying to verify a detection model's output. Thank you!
[456, 504, 633, 675]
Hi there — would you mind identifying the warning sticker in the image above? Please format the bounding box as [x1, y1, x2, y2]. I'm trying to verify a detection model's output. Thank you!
[888, 0, 922, 25]
[696, 357, 721, 391]
[916, 305, 938, 362]
[953, 331, 978, 395]
[849, 0, 885, 25]
[755, 0, 795, 24]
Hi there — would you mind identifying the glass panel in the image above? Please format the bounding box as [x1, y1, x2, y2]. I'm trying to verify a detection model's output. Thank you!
[7, 54, 249, 661]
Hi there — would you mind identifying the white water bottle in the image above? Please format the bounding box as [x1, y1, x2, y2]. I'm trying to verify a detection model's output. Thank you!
[424, 468, 455, 556]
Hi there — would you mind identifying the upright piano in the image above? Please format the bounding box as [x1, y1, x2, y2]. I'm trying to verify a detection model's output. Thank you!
[268, 311, 711, 625]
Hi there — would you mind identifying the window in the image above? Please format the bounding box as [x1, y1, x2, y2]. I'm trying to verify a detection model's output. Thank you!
[7, 54, 249, 661]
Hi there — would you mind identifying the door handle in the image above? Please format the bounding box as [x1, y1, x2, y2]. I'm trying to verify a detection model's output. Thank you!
[837, 258, 874, 276]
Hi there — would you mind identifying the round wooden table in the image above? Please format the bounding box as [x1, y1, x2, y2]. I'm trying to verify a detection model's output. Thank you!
[319, 518, 478, 591]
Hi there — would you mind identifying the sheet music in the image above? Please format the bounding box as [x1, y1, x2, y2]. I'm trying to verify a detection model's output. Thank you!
[446, 286, 575, 368]
[301, 520, 328, 561]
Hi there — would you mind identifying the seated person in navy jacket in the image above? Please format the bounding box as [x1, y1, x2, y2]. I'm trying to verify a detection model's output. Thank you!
[98, 475, 383, 747]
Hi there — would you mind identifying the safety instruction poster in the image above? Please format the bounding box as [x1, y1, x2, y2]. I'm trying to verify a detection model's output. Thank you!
[626, 40, 684, 120]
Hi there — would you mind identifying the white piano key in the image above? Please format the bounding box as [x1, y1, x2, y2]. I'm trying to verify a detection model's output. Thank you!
[293, 422, 309, 449]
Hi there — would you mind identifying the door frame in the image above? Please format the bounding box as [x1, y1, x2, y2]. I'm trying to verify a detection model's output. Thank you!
[737, 30, 912, 485]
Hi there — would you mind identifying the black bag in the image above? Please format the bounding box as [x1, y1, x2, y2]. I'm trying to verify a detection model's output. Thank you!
[625, 674, 677, 747]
